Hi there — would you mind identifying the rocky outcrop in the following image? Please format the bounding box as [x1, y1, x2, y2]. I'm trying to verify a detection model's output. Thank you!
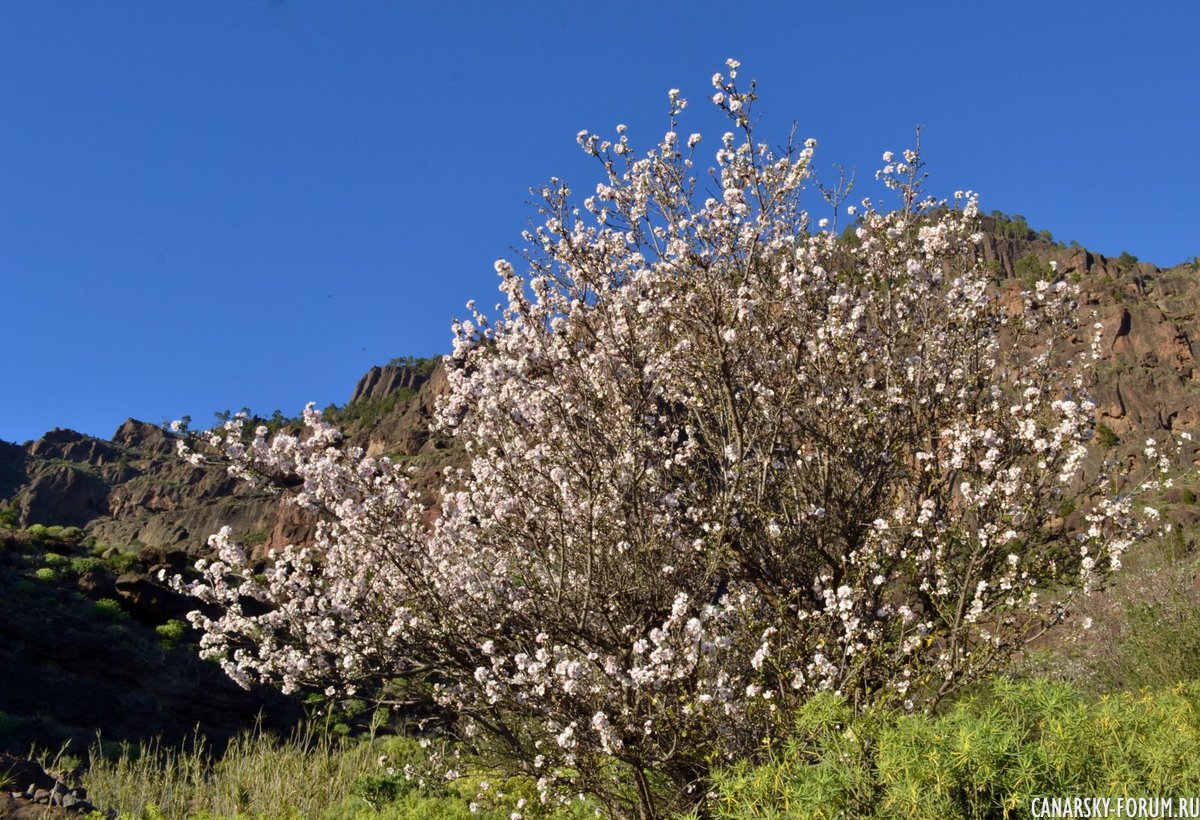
[0, 755, 99, 815]
[111, 418, 175, 455]
[18, 464, 112, 529]
[354, 364, 450, 457]
[0, 441, 27, 499]
[349, 364, 432, 404]
[26, 429, 123, 467]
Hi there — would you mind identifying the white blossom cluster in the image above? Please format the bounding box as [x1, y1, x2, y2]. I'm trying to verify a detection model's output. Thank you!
[175, 64, 1170, 816]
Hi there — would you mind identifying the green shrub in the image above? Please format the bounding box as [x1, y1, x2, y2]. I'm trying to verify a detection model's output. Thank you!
[69, 556, 103, 576]
[0, 500, 19, 529]
[323, 389, 416, 428]
[386, 355, 440, 377]
[33, 567, 57, 582]
[1096, 423, 1120, 448]
[1031, 546, 1200, 695]
[1118, 250, 1140, 271]
[242, 530, 269, 547]
[105, 551, 139, 573]
[1111, 598, 1200, 691]
[352, 771, 416, 809]
[709, 679, 1200, 819]
[25, 523, 48, 542]
[93, 598, 129, 623]
[43, 552, 69, 567]
[1014, 253, 1055, 287]
[155, 619, 188, 648]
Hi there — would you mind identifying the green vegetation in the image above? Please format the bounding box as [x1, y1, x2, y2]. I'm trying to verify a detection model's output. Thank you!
[21, 522, 86, 545]
[320, 356, 439, 428]
[706, 680, 1200, 819]
[75, 677, 1200, 819]
[324, 389, 416, 428]
[82, 729, 574, 820]
[33, 566, 57, 582]
[0, 499, 19, 528]
[210, 407, 299, 437]
[1014, 252, 1056, 288]
[1096, 422, 1120, 448]
[242, 529, 270, 547]
[990, 210, 1034, 240]
[93, 597, 130, 623]
[987, 210, 1071, 249]
[386, 355, 440, 378]
[155, 619, 188, 649]
[105, 550, 141, 573]
[70, 555, 104, 576]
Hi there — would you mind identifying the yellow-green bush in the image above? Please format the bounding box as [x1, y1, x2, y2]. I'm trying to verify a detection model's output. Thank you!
[708, 679, 1200, 819]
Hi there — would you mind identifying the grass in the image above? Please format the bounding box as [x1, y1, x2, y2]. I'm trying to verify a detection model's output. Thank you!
[84, 726, 385, 818]
[80, 725, 584, 820]
[1019, 517, 1200, 695]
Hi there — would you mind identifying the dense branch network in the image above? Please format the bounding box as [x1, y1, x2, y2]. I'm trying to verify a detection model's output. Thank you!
[172, 61, 1171, 817]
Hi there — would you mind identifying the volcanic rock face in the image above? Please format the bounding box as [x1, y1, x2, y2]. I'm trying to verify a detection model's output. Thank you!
[349, 363, 432, 404]
[976, 229, 1200, 450]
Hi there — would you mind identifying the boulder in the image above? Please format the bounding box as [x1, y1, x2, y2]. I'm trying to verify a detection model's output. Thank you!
[115, 573, 199, 624]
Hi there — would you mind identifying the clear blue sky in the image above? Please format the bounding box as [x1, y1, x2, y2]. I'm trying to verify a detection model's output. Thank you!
[3, 2, 1198, 444]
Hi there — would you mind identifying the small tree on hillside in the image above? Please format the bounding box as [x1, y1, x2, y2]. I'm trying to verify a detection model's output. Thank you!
[176, 63, 1164, 817]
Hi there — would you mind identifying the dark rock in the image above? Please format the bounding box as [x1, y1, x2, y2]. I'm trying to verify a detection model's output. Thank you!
[115, 573, 200, 624]
[262, 502, 318, 561]
[76, 567, 117, 600]
[136, 544, 190, 574]
[0, 441, 26, 500]
[18, 464, 110, 529]
[0, 756, 53, 792]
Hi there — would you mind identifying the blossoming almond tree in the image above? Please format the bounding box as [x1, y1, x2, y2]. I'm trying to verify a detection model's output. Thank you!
[175, 62, 1165, 817]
